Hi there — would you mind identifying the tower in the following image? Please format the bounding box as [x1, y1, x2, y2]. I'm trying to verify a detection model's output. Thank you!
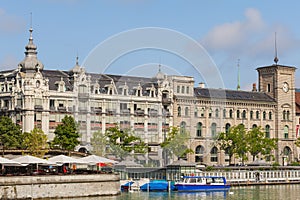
[257, 64, 296, 164]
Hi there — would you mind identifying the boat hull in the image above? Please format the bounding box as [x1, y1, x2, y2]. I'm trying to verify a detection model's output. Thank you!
[175, 184, 230, 192]
[140, 180, 175, 192]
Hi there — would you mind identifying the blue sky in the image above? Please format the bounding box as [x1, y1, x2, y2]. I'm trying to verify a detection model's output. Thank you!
[0, 0, 300, 90]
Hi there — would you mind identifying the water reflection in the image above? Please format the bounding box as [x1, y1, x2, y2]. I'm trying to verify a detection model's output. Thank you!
[65, 184, 300, 200]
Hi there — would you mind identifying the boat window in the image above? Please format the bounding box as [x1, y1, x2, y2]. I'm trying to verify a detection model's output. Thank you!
[184, 178, 189, 183]
[189, 178, 197, 183]
[206, 178, 212, 184]
[214, 177, 224, 183]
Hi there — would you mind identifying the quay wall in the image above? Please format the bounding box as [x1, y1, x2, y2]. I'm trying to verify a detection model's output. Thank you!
[0, 174, 120, 199]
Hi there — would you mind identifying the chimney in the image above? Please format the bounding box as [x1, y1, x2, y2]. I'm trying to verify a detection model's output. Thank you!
[199, 82, 205, 88]
[252, 83, 257, 92]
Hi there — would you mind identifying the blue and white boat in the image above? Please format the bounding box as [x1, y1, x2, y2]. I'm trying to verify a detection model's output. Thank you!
[174, 176, 230, 192]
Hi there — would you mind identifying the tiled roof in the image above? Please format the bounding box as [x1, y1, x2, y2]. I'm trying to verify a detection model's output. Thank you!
[295, 92, 300, 114]
[194, 88, 276, 102]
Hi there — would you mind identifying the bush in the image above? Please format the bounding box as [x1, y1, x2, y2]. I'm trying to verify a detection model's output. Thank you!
[205, 166, 214, 171]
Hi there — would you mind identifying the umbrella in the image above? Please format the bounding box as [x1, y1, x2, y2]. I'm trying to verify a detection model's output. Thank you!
[48, 155, 83, 165]
[12, 155, 53, 165]
[0, 157, 23, 166]
[79, 155, 118, 165]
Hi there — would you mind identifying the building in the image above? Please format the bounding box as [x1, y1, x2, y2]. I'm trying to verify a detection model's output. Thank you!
[0, 28, 299, 166]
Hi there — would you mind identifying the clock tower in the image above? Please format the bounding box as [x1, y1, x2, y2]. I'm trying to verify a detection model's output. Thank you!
[257, 64, 296, 164]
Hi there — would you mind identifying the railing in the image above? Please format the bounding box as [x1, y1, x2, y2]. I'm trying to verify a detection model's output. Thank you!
[199, 170, 300, 184]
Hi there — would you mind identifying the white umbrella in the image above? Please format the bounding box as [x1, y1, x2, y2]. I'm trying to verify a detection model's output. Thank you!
[79, 155, 118, 165]
[0, 157, 23, 166]
[12, 155, 53, 165]
[48, 155, 83, 165]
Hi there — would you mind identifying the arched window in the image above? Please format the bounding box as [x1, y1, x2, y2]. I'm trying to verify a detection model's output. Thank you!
[229, 109, 233, 118]
[256, 111, 260, 119]
[283, 110, 286, 120]
[225, 123, 231, 133]
[195, 145, 204, 154]
[210, 147, 218, 162]
[269, 112, 272, 120]
[287, 111, 290, 120]
[211, 123, 217, 137]
[209, 108, 212, 118]
[215, 109, 219, 118]
[237, 110, 240, 119]
[242, 110, 246, 119]
[265, 125, 270, 138]
[180, 121, 186, 134]
[196, 122, 202, 137]
[263, 111, 266, 120]
[250, 111, 253, 119]
[223, 109, 226, 118]
[194, 107, 198, 117]
[185, 107, 189, 116]
[177, 107, 181, 117]
[252, 124, 257, 129]
[284, 125, 289, 139]
[195, 145, 204, 163]
[201, 108, 205, 117]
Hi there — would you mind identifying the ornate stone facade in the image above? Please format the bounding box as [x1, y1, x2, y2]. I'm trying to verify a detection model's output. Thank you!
[0, 28, 299, 166]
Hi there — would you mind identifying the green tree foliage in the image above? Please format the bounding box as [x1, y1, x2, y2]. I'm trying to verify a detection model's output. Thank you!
[217, 124, 245, 165]
[51, 115, 80, 152]
[161, 126, 193, 160]
[22, 128, 49, 158]
[247, 127, 278, 161]
[105, 125, 147, 159]
[91, 130, 107, 156]
[0, 116, 22, 149]
[218, 125, 278, 164]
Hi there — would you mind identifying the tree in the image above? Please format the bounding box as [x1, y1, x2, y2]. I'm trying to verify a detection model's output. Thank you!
[23, 128, 49, 158]
[160, 126, 193, 161]
[0, 116, 23, 150]
[246, 127, 278, 161]
[91, 130, 108, 156]
[217, 124, 245, 165]
[105, 125, 147, 160]
[51, 115, 80, 153]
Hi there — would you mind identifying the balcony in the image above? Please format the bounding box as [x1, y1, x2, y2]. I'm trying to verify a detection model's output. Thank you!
[34, 105, 43, 110]
[57, 106, 67, 111]
[162, 97, 172, 105]
[134, 109, 144, 116]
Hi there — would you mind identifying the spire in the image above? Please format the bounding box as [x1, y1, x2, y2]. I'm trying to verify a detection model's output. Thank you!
[71, 54, 81, 73]
[18, 13, 44, 72]
[155, 63, 164, 80]
[237, 59, 240, 90]
[274, 32, 279, 64]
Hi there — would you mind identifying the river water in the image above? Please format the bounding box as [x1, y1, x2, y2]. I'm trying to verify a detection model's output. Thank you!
[69, 184, 300, 200]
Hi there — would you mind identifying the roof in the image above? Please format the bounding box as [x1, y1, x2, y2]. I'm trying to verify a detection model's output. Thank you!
[295, 91, 300, 114]
[194, 88, 276, 102]
[167, 159, 196, 167]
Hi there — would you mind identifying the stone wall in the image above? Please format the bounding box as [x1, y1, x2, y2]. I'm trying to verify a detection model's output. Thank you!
[0, 174, 120, 199]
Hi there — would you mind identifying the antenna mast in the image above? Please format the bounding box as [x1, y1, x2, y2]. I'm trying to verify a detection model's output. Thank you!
[237, 59, 240, 90]
[274, 32, 279, 64]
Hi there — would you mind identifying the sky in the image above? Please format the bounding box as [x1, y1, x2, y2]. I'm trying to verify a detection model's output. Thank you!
[0, 0, 300, 90]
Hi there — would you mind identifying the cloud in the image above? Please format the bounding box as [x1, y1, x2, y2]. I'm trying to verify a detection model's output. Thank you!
[201, 8, 265, 52]
[0, 8, 26, 34]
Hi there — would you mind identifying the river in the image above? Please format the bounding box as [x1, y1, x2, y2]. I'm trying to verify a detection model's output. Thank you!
[69, 184, 300, 200]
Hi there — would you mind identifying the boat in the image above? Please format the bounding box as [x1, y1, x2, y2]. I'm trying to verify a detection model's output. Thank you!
[120, 181, 134, 191]
[174, 176, 230, 192]
[140, 180, 175, 192]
